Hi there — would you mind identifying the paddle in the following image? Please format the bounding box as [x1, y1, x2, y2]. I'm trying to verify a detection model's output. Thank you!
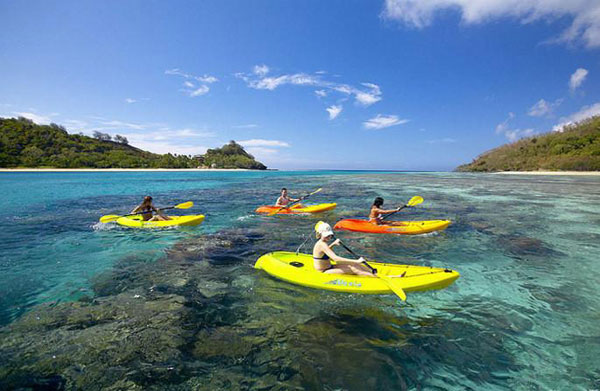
[99, 201, 194, 223]
[332, 235, 407, 301]
[267, 188, 322, 216]
[381, 196, 424, 221]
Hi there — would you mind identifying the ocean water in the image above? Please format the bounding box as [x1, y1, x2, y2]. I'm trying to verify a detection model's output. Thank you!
[0, 171, 599, 390]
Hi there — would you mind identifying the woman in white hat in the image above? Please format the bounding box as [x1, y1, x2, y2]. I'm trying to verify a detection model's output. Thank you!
[312, 221, 374, 276]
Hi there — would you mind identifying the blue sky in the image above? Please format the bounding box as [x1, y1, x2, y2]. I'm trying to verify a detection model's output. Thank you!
[1, 0, 599, 170]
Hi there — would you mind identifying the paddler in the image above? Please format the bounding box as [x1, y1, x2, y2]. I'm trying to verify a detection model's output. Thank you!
[275, 188, 301, 207]
[313, 222, 374, 276]
[369, 197, 406, 226]
[131, 196, 171, 221]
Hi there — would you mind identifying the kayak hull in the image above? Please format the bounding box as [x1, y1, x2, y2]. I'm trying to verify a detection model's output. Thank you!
[255, 251, 459, 294]
[116, 214, 205, 228]
[334, 219, 451, 235]
[255, 203, 337, 215]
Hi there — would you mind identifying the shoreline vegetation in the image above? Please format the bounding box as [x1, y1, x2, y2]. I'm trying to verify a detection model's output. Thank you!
[0, 168, 258, 172]
[0, 117, 267, 170]
[457, 116, 600, 172]
[0, 168, 599, 175]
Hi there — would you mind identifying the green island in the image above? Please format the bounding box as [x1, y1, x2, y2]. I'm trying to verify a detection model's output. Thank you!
[0, 117, 266, 169]
[457, 116, 600, 172]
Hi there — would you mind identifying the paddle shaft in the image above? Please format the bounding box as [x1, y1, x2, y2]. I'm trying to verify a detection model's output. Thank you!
[332, 236, 377, 274]
[380, 196, 424, 220]
[381, 205, 407, 220]
[333, 235, 406, 301]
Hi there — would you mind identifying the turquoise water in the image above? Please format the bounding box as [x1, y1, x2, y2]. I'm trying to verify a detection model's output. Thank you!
[0, 171, 599, 390]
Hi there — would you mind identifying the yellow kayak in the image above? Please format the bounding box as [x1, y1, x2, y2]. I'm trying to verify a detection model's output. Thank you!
[255, 251, 459, 294]
[116, 214, 205, 228]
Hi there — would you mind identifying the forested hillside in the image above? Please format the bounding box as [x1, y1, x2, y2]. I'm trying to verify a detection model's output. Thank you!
[457, 116, 600, 172]
[0, 117, 266, 169]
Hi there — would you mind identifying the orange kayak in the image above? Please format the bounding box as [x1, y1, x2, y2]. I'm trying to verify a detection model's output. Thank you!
[334, 219, 451, 235]
[255, 203, 337, 215]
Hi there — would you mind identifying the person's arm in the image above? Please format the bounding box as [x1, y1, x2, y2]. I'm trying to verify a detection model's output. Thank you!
[374, 206, 400, 215]
[275, 196, 285, 206]
[320, 243, 363, 265]
[131, 203, 143, 214]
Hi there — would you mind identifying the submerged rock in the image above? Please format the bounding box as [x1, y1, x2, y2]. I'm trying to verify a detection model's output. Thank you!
[497, 234, 563, 260]
[0, 227, 528, 390]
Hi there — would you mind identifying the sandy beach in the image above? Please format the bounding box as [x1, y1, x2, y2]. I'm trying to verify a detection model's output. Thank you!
[494, 171, 600, 176]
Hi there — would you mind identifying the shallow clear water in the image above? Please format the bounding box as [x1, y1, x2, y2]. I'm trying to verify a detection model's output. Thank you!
[0, 171, 599, 390]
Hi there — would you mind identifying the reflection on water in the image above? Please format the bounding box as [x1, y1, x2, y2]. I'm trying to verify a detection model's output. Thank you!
[0, 171, 599, 390]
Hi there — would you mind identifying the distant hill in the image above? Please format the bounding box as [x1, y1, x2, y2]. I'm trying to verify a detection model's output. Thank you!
[199, 141, 266, 170]
[0, 117, 266, 169]
[457, 116, 600, 172]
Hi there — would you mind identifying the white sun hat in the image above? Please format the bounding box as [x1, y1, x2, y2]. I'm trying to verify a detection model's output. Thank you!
[315, 221, 334, 238]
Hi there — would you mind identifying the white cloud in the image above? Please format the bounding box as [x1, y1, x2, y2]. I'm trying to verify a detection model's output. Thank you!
[355, 83, 382, 106]
[123, 136, 209, 156]
[495, 112, 535, 141]
[326, 105, 343, 120]
[253, 64, 270, 76]
[569, 68, 589, 91]
[426, 137, 456, 144]
[382, 0, 600, 48]
[125, 98, 137, 104]
[165, 68, 218, 83]
[197, 75, 218, 83]
[118, 126, 216, 155]
[166, 68, 217, 98]
[189, 85, 210, 97]
[315, 89, 327, 98]
[505, 128, 535, 142]
[169, 128, 215, 138]
[248, 73, 320, 90]
[495, 112, 515, 134]
[237, 67, 383, 106]
[13, 112, 54, 124]
[63, 119, 88, 130]
[246, 147, 278, 156]
[528, 98, 563, 117]
[100, 120, 146, 130]
[232, 124, 259, 129]
[363, 114, 409, 129]
[237, 139, 290, 147]
[553, 102, 600, 131]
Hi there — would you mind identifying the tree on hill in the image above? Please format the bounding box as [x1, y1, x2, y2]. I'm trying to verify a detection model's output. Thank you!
[114, 135, 129, 145]
[93, 131, 112, 141]
[457, 116, 600, 172]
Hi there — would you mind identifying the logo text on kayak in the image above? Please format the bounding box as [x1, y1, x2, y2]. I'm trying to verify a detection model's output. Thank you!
[325, 279, 362, 288]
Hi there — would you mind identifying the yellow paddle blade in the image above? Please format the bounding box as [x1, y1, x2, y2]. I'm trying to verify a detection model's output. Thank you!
[406, 196, 424, 207]
[175, 201, 193, 209]
[99, 215, 121, 223]
[379, 275, 407, 301]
